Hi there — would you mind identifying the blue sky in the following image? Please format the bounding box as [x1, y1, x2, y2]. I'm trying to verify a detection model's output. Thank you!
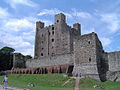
[0, 0, 120, 56]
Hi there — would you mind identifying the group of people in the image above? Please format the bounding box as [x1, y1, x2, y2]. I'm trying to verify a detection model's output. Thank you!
[93, 83, 104, 89]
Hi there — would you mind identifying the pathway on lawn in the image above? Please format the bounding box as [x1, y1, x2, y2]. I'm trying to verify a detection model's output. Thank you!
[74, 76, 80, 90]
[74, 76, 84, 90]
[0, 85, 29, 90]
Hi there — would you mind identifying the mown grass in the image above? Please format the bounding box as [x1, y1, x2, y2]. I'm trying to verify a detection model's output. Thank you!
[0, 74, 120, 90]
[0, 74, 75, 90]
[79, 78, 120, 90]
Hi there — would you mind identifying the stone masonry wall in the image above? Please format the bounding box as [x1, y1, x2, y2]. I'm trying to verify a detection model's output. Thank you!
[26, 53, 74, 68]
[95, 34, 108, 81]
[106, 51, 120, 81]
[35, 13, 81, 58]
[108, 51, 120, 71]
[13, 53, 26, 68]
[72, 32, 99, 80]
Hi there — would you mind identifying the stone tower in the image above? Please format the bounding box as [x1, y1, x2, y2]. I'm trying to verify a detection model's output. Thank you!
[34, 13, 81, 58]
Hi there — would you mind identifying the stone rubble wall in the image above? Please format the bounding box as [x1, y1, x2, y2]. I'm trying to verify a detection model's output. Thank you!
[26, 53, 74, 68]
[106, 51, 120, 81]
[106, 71, 120, 81]
[72, 33, 99, 77]
[13, 53, 26, 68]
[108, 51, 120, 71]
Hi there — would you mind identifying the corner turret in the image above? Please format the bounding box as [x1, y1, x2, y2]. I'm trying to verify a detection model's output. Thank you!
[55, 13, 66, 24]
[36, 21, 44, 29]
[73, 23, 81, 35]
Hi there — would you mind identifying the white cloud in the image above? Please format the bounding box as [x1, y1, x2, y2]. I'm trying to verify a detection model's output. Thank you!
[37, 8, 72, 18]
[100, 13, 120, 32]
[19, 45, 34, 56]
[3, 18, 35, 32]
[100, 37, 111, 47]
[0, 33, 34, 56]
[41, 20, 53, 26]
[0, 16, 36, 56]
[37, 8, 92, 19]
[72, 8, 92, 19]
[1, 34, 31, 48]
[0, 7, 10, 19]
[22, 31, 35, 41]
[82, 28, 95, 34]
[6, 0, 38, 9]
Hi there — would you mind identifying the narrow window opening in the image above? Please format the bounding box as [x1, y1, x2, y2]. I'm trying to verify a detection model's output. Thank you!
[57, 20, 59, 23]
[88, 41, 91, 44]
[42, 48, 44, 50]
[52, 31, 54, 35]
[52, 38, 54, 42]
[42, 34, 43, 37]
[89, 58, 91, 62]
[52, 27, 54, 30]
[41, 53, 43, 56]
[49, 32, 50, 35]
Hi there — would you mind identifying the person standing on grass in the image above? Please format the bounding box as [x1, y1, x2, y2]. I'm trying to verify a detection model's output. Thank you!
[3, 74, 8, 89]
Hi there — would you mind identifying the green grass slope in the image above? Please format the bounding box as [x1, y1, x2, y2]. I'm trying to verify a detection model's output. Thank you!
[0, 74, 120, 90]
[0, 74, 75, 90]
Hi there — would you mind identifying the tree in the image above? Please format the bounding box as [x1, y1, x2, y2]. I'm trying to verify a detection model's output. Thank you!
[0, 46, 15, 71]
[25, 55, 32, 59]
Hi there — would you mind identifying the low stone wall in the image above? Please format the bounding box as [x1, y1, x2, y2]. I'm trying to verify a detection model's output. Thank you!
[106, 71, 120, 81]
[72, 63, 100, 80]
[26, 53, 73, 68]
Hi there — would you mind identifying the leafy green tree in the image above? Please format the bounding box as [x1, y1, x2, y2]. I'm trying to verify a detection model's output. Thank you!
[0, 46, 15, 71]
[25, 55, 32, 59]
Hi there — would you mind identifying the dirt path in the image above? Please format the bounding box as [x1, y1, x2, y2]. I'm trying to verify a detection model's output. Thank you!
[74, 77, 81, 90]
[0, 85, 29, 90]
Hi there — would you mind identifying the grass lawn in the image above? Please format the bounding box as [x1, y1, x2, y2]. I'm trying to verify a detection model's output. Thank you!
[0, 74, 74, 90]
[0, 74, 120, 90]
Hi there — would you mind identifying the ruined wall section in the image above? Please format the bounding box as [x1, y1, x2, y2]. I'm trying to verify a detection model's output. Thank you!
[70, 23, 81, 53]
[35, 21, 49, 58]
[13, 53, 27, 68]
[26, 53, 74, 68]
[72, 32, 99, 80]
[95, 34, 108, 81]
[36, 27, 49, 58]
[108, 51, 120, 71]
[106, 51, 120, 81]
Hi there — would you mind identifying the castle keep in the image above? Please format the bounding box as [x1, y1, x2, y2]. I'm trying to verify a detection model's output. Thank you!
[13, 13, 120, 81]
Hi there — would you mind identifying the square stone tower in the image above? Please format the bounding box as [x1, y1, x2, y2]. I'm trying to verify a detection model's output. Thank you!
[34, 13, 81, 58]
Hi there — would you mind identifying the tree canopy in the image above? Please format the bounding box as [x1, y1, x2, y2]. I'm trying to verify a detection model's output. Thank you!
[0, 46, 15, 71]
